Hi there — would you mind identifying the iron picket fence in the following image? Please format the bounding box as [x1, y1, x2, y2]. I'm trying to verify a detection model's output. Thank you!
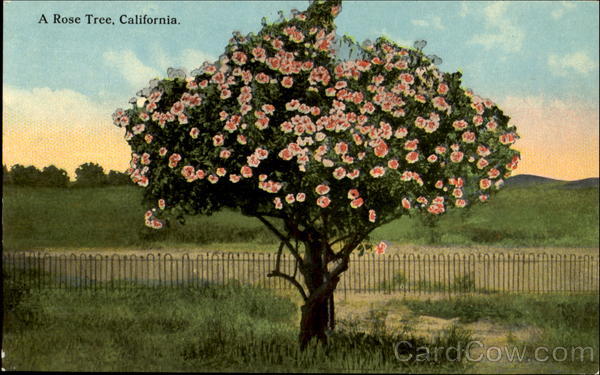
[2, 251, 599, 295]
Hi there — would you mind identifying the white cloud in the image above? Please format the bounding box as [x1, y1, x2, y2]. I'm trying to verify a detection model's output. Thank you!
[180, 49, 217, 71]
[411, 19, 428, 27]
[103, 49, 160, 89]
[551, 1, 576, 19]
[150, 45, 216, 75]
[548, 51, 597, 76]
[431, 16, 445, 30]
[3, 85, 113, 130]
[459, 1, 470, 18]
[411, 16, 445, 30]
[103, 47, 216, 90]
[470, 2, 524, 53]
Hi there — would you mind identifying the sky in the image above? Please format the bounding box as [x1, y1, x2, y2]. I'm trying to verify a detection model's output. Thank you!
[3, 1, 599, 180]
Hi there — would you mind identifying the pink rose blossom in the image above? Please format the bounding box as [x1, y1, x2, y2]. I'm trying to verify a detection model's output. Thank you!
[405, 151, 419, 164]
[369, 209, 377, 223]
[315, 184, 330, 195]
[350, 198, 364, 208]
[370, 166, 385, 178]
[375, 241, 387, 255]
[316, 196, 331, 208]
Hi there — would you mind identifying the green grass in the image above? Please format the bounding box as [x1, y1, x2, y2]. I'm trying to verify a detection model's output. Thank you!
[4, 269, 597, 373]
[2, 274, 471, 373]
[378, 272, 490, 294]
[2, 186, 278, 250]
[372, 185, 599, 247]
[2, 184, 599, 250]
[397, 294, 599, 373]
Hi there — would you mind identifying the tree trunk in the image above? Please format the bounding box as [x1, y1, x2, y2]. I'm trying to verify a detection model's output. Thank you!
[328, 293, 335, 331]
[298, 239, 339, 349]
[299, 284, 339, 349]
[299, 293, 331, 349]
[255, 216, 358, 349]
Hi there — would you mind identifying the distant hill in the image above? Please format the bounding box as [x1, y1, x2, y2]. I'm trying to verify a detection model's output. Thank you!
[504, 174, 562, 187]
[505, 174, 599, 189]
[561, 177, 599, 189]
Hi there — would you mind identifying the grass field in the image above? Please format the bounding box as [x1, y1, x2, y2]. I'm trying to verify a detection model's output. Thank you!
[3, 274, 472, 373]
[3, 184, 598, 374]
[2, 184, 599, 251]
[2, 272, 597, 373]
[2, 186, 275, 250]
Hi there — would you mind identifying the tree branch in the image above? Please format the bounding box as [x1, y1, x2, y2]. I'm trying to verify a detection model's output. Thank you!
[313, 225, 388, 303]
[267, 270, 308, 301]
[256, 215, 304, 267]
[275, 240, 284, 271]
[283, 217, 309, 243]
[268, 239, 307, 300]
[303, 262, 346, 307]
[252, 211, 286, 219]
[304, 235, 364, 306]
[331, 232, 369, 261]
[292, 256, 299, 278]
[328, 234, 353, 248]
[292, 237, 299, 278]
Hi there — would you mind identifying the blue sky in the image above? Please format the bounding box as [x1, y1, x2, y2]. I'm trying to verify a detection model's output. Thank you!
[3, 1, 599, 179]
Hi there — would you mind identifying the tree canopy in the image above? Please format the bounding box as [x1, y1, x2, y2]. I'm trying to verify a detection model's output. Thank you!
[112, 0, 520, 347]
[75, 162, 106, 187]
[7, 164, 69, 187]
[114, 0, 519, 245]
[41, 165, 70, 188]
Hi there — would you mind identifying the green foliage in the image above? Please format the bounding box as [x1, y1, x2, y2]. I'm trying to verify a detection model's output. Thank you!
[371, 184, 599, 247]
[3, 269, 34, 315]
[106, 170, 132, 186]
[9, 164, 43, 187]
[2, 267, 55, 332]
[40, 165, 70, 188]
[451, 273, 476, 292]
[75, 162, 106, 187]
[3, 164, 11, 184]
[528, 299, 599, 366]
[4, 164, 70, 187]
[114, 0, 519, 245]
[404, 296, 525, 324]
[4, 274, 595, 373]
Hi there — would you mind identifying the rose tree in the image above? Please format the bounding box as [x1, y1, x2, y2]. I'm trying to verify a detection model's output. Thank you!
[113, 0, 520, 348]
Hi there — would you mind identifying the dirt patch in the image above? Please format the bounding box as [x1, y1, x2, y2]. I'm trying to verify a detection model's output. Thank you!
[335, 296, 460, 338]
[465, 318, 540, 347]
[334, 294, 552, 373]
[335, 294, 538, 341]
[409, 315, 461, 339]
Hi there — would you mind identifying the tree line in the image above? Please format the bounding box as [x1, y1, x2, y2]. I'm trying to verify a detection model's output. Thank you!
[2, 163, 132, 188]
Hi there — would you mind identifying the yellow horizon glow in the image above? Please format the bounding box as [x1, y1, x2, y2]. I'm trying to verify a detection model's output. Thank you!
[498, 95, 599, 181]
[2, 126, 131, 180]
